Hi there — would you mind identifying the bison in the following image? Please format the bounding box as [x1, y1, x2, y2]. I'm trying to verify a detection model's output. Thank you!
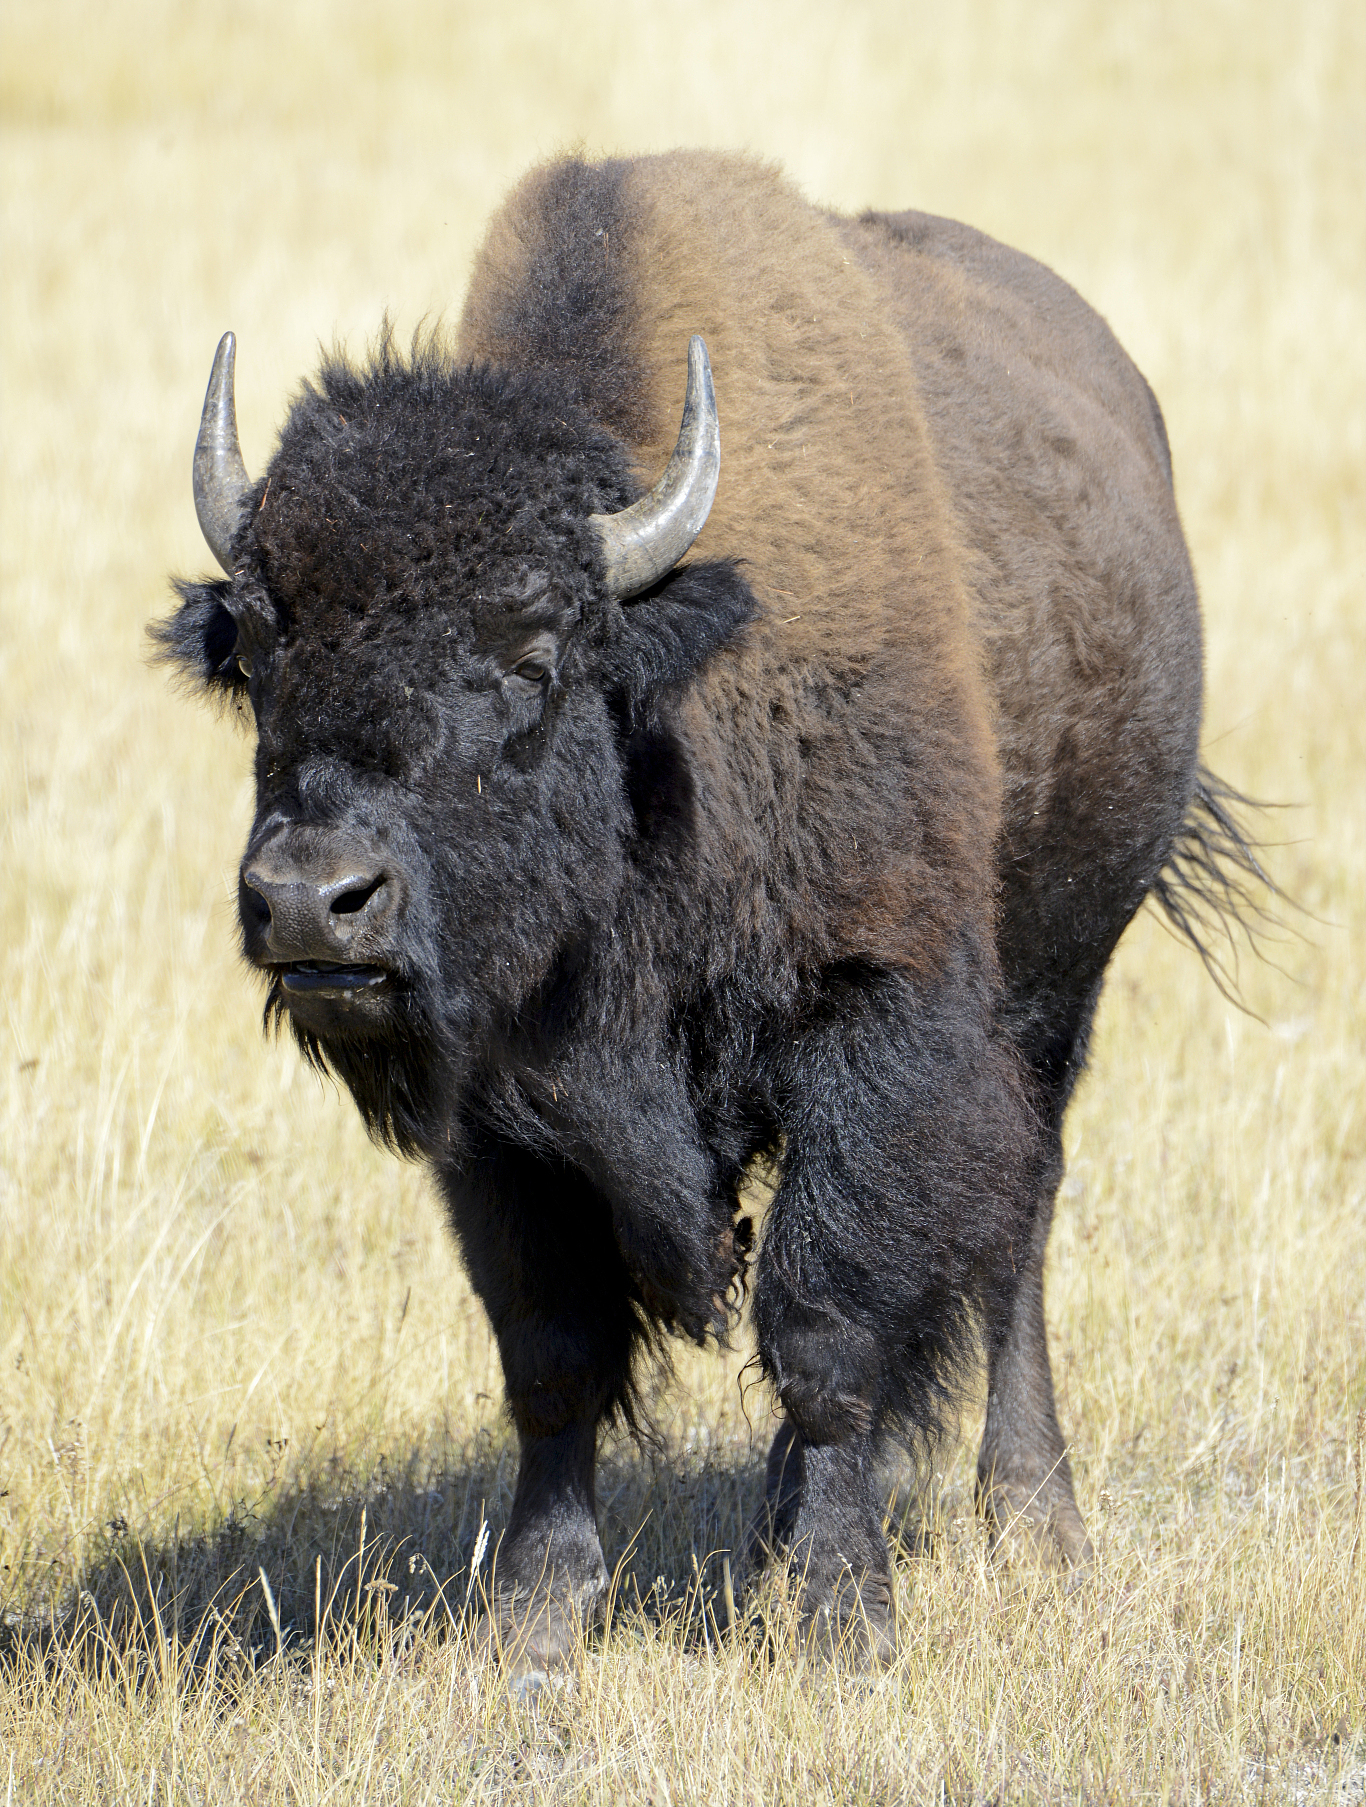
[156, 151, 1259, 1669]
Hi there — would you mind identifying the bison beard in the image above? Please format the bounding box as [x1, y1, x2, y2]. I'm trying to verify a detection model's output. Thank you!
[155, 151, 1264, 1671]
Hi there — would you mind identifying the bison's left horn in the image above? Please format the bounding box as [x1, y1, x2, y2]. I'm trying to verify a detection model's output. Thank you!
[589, 334, 720, 601]
[193, 331, 253, 574]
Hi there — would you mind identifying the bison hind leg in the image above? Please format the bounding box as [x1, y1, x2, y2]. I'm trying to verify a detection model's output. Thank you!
[974, 1147, 1095, 1576]
[745, 1417, 804, 1565]
[976, 1005, 1100, 1576]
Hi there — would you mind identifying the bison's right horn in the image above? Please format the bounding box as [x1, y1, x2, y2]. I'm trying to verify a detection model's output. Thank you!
[589, 334, 720, 601]
[193, 332, 253, 575]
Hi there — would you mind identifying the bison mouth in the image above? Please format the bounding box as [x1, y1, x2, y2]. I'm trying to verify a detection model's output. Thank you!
[276, 960, 391, 1001]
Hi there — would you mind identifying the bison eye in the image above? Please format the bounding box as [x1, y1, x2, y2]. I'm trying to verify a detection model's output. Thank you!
[510, 659, 548, 685]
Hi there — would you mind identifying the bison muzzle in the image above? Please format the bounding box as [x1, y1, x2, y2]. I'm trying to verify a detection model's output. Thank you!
[155, 151, 1263, 1670]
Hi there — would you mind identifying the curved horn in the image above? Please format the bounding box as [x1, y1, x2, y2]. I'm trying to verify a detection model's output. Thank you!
[193, 332, 253, 574]
[589, 334, 720, 601]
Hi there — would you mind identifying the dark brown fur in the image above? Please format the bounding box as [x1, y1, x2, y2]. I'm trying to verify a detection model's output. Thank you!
[157, 152, 1255, 1670]
[460, 154, 1002, 989]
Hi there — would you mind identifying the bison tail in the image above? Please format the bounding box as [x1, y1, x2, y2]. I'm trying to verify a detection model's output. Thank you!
[1149, 764, 1287, 1007]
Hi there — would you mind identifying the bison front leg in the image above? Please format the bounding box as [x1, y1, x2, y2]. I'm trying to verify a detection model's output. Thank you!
[438, 1139, 640, 1679]
[485, 1414, 607, 1678]
[751, 1213, 904, 1662]
[975, 1132, 1093, 1571]
[748, 1403, 896, 1667]
[750, 976, 1046, 1662]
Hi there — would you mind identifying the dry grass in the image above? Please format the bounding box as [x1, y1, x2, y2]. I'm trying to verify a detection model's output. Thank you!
[1, 0, 1363, 1799]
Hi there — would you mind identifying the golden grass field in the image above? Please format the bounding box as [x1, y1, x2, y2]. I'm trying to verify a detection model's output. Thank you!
[1, 0, 1363, 1798]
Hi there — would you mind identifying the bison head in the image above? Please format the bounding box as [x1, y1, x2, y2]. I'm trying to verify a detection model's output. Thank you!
[154, 330, 752, 1154]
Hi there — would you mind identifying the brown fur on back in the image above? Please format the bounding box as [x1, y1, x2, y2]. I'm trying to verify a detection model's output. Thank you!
[838, 209, 1202, 1025]
[459, 153, 1001, 984]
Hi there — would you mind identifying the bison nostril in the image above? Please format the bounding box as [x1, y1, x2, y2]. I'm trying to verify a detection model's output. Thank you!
[331, 875, 385, 917]
[241, 880, 272, 927]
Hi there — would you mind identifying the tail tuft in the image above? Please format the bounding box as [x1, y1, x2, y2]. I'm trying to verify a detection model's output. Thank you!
[1150, 766, 1285, 1006]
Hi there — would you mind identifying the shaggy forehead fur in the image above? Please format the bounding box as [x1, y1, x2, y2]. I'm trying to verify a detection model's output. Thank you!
[248, 356, 634, 644]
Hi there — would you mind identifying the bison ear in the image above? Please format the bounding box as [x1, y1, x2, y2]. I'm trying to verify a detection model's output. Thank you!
[148, 577, 248, 700]
[602, 558, 755, 713]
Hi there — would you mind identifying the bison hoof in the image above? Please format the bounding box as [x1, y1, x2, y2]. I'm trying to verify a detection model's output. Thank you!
[476, 1582, 605, 1681]
[977, 1475, 1094, 1575]
[749, 1564, 897, 1670]
[799, 1566, 897, 1669]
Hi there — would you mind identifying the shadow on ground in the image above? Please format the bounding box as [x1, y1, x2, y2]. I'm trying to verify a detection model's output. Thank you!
[0, 1433, 939, 1674]
[1, 1435, 764, 1671]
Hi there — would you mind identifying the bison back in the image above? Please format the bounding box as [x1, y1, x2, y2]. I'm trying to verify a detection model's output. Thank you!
[842, 208, 1204, 1064]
